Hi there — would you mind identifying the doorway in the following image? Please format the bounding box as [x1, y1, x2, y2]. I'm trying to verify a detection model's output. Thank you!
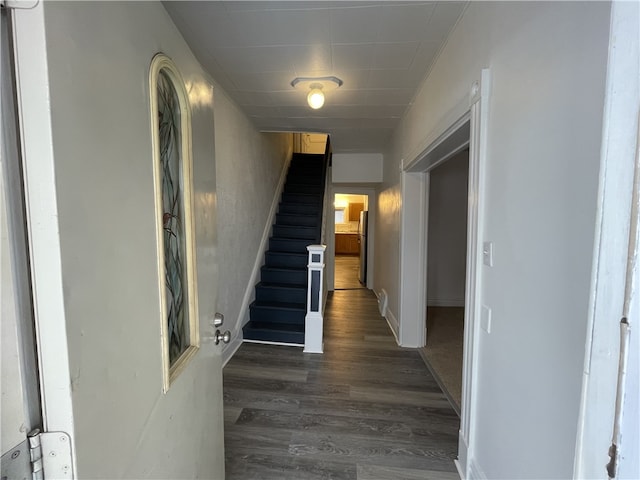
[421, 149, 469, 415]
[333, 193, 368, 290]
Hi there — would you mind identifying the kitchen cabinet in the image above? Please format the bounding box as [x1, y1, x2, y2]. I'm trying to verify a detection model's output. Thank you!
[335, 234, 360, 255]
[348, 203, 365, 222]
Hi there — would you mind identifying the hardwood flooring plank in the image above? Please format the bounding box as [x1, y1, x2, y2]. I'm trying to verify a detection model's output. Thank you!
[349, 386, 453, 409]
[223, 388, 302, 413]
[357, 464, 460, 480]
[296, 397, 459, 432]
[235, 408, 416, 440]
[223, 363, 309, 383]
[226, 453, 357, 480]
[224, 375, 351, 398]
[224, 425, 293, 456]
[288, 432, 458, 472]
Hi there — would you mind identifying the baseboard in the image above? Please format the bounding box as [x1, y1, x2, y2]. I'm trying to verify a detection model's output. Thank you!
[468, 458, 487, 480]
[242, 339, 303, 348]
[222, 335, 243, 367]
[456, 431, 469, 479]
[384, 308, 400, 344]
[226, 151, 293, 361]
[427, 298, 465, 307]
[454, 459, 465, 480]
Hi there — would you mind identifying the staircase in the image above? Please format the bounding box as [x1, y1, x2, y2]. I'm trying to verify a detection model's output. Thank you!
[243, 153, 327, 345]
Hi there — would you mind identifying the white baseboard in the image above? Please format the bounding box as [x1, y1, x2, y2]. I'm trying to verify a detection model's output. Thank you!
[222, 335, 243, 367]
[454, 460, 464, 479]
[468, 458, 487, 480]
[225, 152, 293, 363]
[384, 308, 400, 344]
[456, 431, 469, 479]
[427, 297, 465, 307]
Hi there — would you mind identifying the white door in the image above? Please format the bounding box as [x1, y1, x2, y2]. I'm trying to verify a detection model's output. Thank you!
[12, 3, 226, 478]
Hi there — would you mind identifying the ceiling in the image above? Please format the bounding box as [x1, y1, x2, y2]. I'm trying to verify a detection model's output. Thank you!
[164, 1, 467, 153]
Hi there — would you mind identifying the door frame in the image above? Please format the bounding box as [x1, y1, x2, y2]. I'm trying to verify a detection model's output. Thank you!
[327, 186, 376, 291]
[399, 70, 490, 478]
[11, 3, 77, 467]
[1, 3, 42, 455]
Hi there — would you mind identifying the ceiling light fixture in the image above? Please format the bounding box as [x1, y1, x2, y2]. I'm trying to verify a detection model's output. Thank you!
[291, 76, 343, 110]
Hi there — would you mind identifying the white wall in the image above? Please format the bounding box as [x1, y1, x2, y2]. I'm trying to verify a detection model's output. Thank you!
[374, 2, 610, 478]
[333, 153, 383, 183]
[28, 2, 290, 477]
[427, 149, 468, 307]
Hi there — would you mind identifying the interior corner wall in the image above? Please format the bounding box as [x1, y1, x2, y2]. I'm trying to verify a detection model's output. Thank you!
[374, 2, 611, 478]
[427, 149, 468, 307]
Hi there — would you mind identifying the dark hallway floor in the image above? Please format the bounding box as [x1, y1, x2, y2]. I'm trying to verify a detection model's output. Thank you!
[223, 289, 460, 479]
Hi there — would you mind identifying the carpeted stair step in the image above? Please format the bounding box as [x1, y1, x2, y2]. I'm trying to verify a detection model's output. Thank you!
[249, 301, 306, 325]
[273, 225, 318, 240]
[281, 192, 322, 205]
[284, 183, 323, 195]
[255, 282, 306, 304]
[279, 202, 320, 215]
[287, 173, 323, 184]
[264, 251, 308, 269]
[243, 320, 304, 345]
[287, 163, 324, 178]
[260, 266, 307, 286]
[275, 213, 318, 227]
[269, 237, 312, 253]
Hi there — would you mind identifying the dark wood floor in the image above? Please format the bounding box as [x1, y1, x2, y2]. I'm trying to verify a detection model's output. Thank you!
[224, 289, 460, 479]
[334, 254, 366, 290]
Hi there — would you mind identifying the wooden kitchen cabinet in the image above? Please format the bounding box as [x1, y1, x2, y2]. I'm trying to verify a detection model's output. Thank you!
[348, 203, 365, 222]
[335, 233, 360, 255]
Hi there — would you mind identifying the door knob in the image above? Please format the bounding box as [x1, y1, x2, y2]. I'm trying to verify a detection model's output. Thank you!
[214, 329, 231, 345]
[213, 312, 224, 327]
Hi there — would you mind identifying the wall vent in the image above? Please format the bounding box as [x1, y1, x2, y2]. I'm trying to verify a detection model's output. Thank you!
[378, 289, 388, 317]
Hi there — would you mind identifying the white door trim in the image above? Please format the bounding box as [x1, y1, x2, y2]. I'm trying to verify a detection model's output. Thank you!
[11, 3, 76, 469]
[398, 69, 491, 478]
[573, 2, 640, 477]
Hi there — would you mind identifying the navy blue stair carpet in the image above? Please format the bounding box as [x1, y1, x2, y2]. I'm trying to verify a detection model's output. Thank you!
[243, 153, 327, 345]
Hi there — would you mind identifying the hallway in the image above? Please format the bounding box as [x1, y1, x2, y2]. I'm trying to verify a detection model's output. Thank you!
[223, 289, 460, 479]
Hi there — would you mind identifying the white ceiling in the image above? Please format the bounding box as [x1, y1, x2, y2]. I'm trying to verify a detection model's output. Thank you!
[164, 1, 467, 153]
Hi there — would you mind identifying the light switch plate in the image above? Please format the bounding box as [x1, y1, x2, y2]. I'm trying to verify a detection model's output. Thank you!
[483, 241, 493, 267]
[481, 305, 492, 333]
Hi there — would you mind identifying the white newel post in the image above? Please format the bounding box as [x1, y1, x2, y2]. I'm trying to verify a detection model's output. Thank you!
[305, 245, 326, 353]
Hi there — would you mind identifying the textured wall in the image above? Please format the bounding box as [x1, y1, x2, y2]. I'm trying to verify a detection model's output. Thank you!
[374, 2, 610, 477]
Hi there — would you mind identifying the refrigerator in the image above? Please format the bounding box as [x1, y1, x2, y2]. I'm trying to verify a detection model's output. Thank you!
[358, 211, 368, 284]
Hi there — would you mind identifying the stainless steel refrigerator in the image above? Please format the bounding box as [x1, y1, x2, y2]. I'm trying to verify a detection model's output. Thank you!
[358, 211, 368, 284]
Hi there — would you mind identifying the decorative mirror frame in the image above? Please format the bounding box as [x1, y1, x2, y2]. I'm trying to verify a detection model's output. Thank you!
[149, 53, 199, 392]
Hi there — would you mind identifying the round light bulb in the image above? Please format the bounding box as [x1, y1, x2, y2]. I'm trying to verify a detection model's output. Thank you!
[307, 88, 325, 109]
